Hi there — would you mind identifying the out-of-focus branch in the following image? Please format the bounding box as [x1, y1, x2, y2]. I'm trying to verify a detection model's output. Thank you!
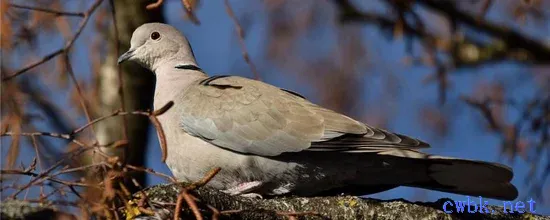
[461, 93, 550, 199]
[461, 96, 502, 131]
[224, 0, 261, 81]
[416, 0, 550, 63]
[180, 0, 200, 25]
[8, 3, 85, 17]
[145, 0, 200, 24]
[332, 0, 435, 42]
[2, 0, 104, 81]
[3, 100, 172, 154]
[331, 0, 549, 105]
[1, 169, 95, 188]
[331, 0, 550, 67]
[146, 0, 164, 9]
[1, 101, 174, 217]
[63, 53, 96, 138]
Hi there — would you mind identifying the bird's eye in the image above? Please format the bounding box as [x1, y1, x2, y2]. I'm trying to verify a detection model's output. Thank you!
[151, 32, 161, 40]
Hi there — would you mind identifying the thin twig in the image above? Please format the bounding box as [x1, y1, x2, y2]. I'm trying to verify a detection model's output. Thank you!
[175, 189, 203, 220]
[73, 110, 120, 134]
[223, 0, 261, 81]
[172, 167, 221, 220]
[174, 191, 185, 220]
[125, 164, 177, 183]
[3, 0, 105, 81]
[149, 115, 168, 163]
[69, 102, 173, 162]
[1, 169, 95, 187]
[416, 0, 550, 61]
[479, 0, 493, 21]
[64, 53, 96, 138]
[52, 162, 112, 176]
[138, 207, 156, 216]
[461, 96, 501, 131]
[181, 0, 200, 25]
[26, 199, 81, 207]
[9, 3, 85, 17]
[30, 136, 44, 171]
[152, 101, 174, 116]
[150, 101, 173, 162]
[186, 167, 221, 190]
[8, 146, 94, 197]
[146, 0, 164, 10]
[2, 131, 84, 147]
[220, 210, 243, 215]
[30, 136, 46, 200]
[206, 204, 221, 220]
[71, 110, 152, 134]
[2, 49, 64, 81]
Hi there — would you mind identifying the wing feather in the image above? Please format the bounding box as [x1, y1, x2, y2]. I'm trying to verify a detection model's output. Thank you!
[179, 76, 428, 156]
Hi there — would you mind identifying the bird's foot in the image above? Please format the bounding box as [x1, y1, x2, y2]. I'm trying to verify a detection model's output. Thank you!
[222, 181, 263, 196]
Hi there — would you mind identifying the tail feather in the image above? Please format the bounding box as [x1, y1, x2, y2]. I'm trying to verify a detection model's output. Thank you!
[407, 157, 518, 200]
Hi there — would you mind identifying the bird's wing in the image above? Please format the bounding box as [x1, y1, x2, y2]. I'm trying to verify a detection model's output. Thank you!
[180, 76, 429, 156]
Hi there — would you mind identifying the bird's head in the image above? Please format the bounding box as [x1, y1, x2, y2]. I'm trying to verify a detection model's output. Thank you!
[117, 23, 197, 72]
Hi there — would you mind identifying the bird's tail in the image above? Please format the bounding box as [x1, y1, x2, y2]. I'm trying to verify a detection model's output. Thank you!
[406, 156, 517, 200]
[373, 150, 518, 200]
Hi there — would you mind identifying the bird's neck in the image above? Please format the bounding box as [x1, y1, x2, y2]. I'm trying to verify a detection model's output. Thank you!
[153, 60, 207, 110]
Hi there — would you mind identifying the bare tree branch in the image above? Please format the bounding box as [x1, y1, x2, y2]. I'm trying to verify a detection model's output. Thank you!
[3, 0, 105, 81]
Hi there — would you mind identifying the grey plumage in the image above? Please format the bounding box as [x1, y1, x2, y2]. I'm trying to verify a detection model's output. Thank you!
[118, 23, 518, 200]
[180, 75, 428, 156]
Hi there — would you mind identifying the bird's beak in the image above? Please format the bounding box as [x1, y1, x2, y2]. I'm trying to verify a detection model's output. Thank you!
[117, 49, 135, 64]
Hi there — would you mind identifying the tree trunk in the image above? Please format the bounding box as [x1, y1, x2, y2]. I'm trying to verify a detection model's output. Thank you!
[95, 0, 164, 192]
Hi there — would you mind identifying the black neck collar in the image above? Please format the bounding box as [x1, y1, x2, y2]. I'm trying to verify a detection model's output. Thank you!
[174, 64, 203, 72]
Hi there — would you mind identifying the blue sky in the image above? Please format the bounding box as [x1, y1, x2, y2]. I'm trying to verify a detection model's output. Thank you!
[3, 0, 548, 215]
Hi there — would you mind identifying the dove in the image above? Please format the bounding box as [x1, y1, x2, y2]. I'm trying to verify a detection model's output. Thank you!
[118, 23, 518, 200]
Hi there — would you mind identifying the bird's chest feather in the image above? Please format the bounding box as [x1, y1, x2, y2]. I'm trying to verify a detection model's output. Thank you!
[158, 113, 276, 183]
[155, 104, 306, 195]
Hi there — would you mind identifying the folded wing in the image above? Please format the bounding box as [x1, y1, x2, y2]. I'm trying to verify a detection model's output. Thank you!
[180, 76, 428, 156]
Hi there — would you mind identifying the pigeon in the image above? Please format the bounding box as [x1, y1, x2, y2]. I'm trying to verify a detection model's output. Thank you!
[118, 23, 518, 200]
